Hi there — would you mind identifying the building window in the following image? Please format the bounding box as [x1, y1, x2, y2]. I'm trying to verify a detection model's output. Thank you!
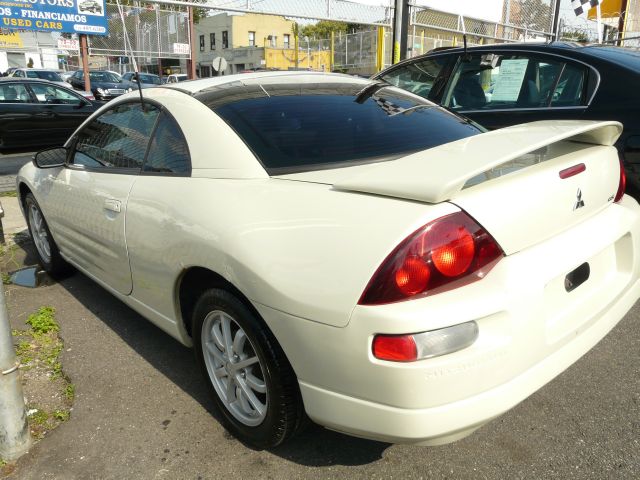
[222, 31, 228, 49]
[199, 35, 204, 52]
[284, 34, 290, 49]
[210, 33, 215, 50]
[270, 35, 277, 47]
[248, 31, 255, 47]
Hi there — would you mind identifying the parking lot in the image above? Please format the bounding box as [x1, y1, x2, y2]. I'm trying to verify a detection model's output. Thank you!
[1, 194, 638, 479]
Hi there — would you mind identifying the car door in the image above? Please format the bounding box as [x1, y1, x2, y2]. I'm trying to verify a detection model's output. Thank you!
[0, 81, 39, 148]
[439, 51, 594, 130]
[44, 101, 161, 294]
[26, 82, 95, 145]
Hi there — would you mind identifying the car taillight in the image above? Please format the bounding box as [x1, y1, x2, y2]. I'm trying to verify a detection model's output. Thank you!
[359, 211, 503, 305]
[615, 155, 626, 203]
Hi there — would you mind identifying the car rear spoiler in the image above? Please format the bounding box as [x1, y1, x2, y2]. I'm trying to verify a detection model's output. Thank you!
[333, 120, 622, 204]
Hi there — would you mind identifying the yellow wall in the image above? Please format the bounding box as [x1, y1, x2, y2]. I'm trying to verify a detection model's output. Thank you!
[265, 48, 331, 71]
[232, 14, 294, 48]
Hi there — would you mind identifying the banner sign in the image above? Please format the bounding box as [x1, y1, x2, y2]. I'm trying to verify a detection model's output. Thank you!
[0, 0, 108, 36]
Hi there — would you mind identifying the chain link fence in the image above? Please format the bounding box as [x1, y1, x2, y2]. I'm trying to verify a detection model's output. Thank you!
[559, 0, 640, 47]
[410, 0, 557, 51]
[88, 3, 192, 61]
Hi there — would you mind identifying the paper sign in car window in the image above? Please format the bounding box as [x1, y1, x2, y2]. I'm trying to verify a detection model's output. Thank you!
[490, 59, 529, 102]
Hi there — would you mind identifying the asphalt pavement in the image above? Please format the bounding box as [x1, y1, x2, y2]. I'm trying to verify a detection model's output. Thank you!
[0, 196, 638, 479]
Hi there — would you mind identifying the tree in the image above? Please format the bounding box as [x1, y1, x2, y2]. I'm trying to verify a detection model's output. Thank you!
[300, 21, 361, 39]
[27, 57, 34, 68]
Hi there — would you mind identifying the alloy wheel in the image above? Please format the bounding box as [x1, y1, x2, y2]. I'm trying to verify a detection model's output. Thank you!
[201, 310, 268, 426]
[29, 203, 51, 264]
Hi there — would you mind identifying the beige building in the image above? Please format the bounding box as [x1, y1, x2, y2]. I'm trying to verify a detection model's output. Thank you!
[195, 12, 296, 76]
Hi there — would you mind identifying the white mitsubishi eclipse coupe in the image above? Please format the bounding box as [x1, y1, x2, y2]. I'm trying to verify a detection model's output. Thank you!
[17, 72, 640, 448]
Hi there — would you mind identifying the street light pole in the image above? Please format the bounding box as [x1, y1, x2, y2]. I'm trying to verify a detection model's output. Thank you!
[0, 282, 31, 461]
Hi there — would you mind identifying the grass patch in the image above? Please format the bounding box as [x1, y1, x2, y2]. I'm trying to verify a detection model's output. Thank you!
[11, 306, 74, 444]
[26, 307, 58, 335]
[0, 190, 17, 197]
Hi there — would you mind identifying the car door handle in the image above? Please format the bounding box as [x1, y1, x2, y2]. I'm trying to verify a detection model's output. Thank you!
[104, 199, 122, 213]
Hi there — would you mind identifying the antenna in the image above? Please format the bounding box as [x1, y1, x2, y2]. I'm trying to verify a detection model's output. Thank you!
[116, 0, 145, 110]
[460, 15, 471, 63]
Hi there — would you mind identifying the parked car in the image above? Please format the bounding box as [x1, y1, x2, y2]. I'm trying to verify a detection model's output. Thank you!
[121, 72, 161, 88]
[60, 71, 75, 82]
[373, 42, 640, 190]
[17, 72, 640, 449]
[166, 73, 188, 83]
[0, 78, 97, 150]
[68, 69, 135, 101]
[78, 0, 102, 14]
[10, 68, 68, 88]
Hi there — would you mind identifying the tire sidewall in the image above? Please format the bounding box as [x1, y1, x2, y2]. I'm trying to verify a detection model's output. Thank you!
[193, 289, 292, 448]
[25, 193, 54, 271]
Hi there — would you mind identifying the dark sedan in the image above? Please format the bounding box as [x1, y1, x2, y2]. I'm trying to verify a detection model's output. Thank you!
[0, 79, 98, 150]
[374, 42, 640, 189]
[68, 70, 136, 101]
[121, 72, 161, 88]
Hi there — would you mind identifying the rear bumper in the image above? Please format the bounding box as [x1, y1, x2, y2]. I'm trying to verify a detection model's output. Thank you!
[297, 274, 640, 444]
[256, 196, 640, 445]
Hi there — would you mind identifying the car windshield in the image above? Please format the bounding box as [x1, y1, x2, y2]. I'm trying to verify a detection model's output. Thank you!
[89, 71, 120, 83]
[200, 81, 482, 173]
[28, 71, 63, 82]
[137, 74, 161, 85]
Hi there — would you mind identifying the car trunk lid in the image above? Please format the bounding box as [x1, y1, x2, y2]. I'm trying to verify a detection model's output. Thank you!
[278, 120, 623, 255]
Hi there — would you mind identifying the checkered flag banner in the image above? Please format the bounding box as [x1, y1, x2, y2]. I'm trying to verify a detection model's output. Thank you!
[373, 96, 405, 116]
[572, 0, 600, 16]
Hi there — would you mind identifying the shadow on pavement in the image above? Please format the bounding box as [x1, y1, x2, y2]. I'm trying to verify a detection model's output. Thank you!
[2, 228, 388, 468]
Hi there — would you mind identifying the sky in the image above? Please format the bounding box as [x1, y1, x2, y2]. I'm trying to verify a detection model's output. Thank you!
[350, 0, 597, 28]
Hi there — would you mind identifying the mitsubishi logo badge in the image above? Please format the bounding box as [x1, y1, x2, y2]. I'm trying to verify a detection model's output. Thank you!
[573, 188, 585, 211]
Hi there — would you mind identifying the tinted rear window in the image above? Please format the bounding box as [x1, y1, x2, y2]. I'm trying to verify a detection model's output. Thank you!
[199, 81, 481, 173]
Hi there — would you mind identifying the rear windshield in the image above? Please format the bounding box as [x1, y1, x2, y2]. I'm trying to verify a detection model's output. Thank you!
[198, 81, 482, 173]
[29, 71, 63, 82]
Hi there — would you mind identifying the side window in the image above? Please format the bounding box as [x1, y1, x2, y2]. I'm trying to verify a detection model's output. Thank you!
[73, 102, 160, 170]
[30, 84, 85, 104]
[443, 54, 584, 111]
[15, 70, 24, 77]
[550, 63, 587, 107]
[0, 84, 31, 103]
[144, 111, 191, 174]
[379, 56, 448, 99]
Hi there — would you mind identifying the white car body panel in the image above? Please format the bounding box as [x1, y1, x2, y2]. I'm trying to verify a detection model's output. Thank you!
[16, 74, 640, 446]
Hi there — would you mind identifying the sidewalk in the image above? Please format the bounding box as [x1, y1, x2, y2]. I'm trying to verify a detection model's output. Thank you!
[1, 196, 27, 243]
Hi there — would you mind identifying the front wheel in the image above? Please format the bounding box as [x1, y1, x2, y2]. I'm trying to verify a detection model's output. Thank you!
[193, 289, 304, 448]
[24, 193, 72, 276]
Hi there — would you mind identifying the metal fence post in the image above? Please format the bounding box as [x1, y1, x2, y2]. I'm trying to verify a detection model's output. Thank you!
[0, 283, 31, 461]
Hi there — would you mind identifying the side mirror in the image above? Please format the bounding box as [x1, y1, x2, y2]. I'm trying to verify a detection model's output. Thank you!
[33, 147, 67, 168]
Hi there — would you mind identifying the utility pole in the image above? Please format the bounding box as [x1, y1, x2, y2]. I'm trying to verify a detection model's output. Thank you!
[618, 0, 629, 45]
[551, 0, 563, 40]
[392, 0, 410, 63]
[188, 7, 196, 79]
[80, 34, 91, 93]
[0, 283, 31, 461]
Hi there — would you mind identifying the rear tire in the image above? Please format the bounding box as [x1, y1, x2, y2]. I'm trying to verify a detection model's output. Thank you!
[193, 288, 304, 448]
[24, 193, 72, 276]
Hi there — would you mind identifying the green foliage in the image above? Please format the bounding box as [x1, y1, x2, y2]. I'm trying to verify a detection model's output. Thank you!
[0, 190, 17, 197]
[53, 410, 70, 422]
[2, 272, 11, 285]
[64, 384, 76, 401]
[28, 409, 48, 426]
[26, 307, 58, 335]
[300, 20, 358, 39]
